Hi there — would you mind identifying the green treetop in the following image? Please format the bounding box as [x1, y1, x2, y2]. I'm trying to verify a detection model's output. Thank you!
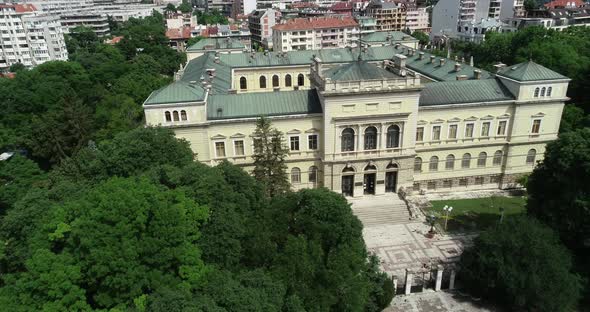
[252, 117, 290, 197]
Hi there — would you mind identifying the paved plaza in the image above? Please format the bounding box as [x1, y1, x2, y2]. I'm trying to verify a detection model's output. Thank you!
[387, 290, 500, 312]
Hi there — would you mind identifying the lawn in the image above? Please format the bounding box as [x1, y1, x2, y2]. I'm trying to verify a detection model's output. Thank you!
[428, 196, 527, 232]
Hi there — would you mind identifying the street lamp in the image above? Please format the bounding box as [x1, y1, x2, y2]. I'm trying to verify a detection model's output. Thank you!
[499, 207, 505, 224]
[443, 205, 453, 231]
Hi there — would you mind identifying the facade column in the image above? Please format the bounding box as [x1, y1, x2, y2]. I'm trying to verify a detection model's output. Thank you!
[392, 276, 398, 294]
[449, 269, 456, 290]
[435, 265, 443, 291]
[404, 269, 413, 295]
[357, 125, 364, 152]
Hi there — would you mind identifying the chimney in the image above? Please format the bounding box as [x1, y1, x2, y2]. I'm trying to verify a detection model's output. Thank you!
[456, 75, 468, 81]
[392, 54, 407, 76]
[474, 69, 482, 80]
[264, 49, 269, 56]
[494, 63, 506, 72]
[439, 58, 446, 66]
[394, 43, 400, 49]
[454, 63, 461, 72]
[418, 51, 424, 60]
[430, 55, 435, 64]
[214, 56, 220, 64]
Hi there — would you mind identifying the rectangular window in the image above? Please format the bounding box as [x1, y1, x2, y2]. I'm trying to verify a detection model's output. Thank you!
[532, 119, 541, 134]
[290, 136, 300, 151]
[308, 134, 318, 150]
[448, 125, 458, 139]
[459, 178, 468, 186]
[234, 140, 245, 156]
[465, 123, 474, 138]
[427, 181, 436, 190]
[443, 180, 452, 188]
[475, 177, 485, 185]
[497, 120, 507, 135]
[481, 122, 491, 137]
[416, 127, 424, 142]
[413, 183, 420, 191]
[215, 142, 226, 158]
[432, 126, 441, 141]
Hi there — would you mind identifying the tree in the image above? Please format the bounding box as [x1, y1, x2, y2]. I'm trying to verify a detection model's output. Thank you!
[8, 63, 25, 73]
[187, 35, 204, 47]
[0, 155, 46, 212]
[460, 216, 582, 312]
[65, 26, 100, 55]
[165, 3, 176, 13]
[177, 0, 192, 13]
[411, 31, 429, 46]
[526, 128, 590, 249]
[252, 117, 290, 197]
[195, 9, 229, 25]
[560, 104, 590, 133]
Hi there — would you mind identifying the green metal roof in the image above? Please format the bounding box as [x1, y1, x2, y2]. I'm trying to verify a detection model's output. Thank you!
[181, 53, 232, 94]
[361, 31, 416, 43]
[207, 90, 322, 120]
[186, 37, 245, 51]
[496, 61, 568, 81]
[144, 81, 206, 105]
[419, 78, 515, 106]
[323, 61, 399, 81]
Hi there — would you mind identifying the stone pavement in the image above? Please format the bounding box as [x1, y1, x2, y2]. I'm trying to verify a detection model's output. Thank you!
[387, 290, 500, 312]
[349, 194, 475, 284]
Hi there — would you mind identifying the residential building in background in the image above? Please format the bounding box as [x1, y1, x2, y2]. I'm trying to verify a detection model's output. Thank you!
[406, 5, 429, 32]
[272, 16, 359, 51]
[185, 36, 246, 60]
[60, 12, 110, 36]
[0, 3, 68, 71]
[505, 6, 590, 30]
[364, 0, 407, 31]
[248, 8, 278, 48]
[456, 17, 511, 42]
[431, 0, 523, 38]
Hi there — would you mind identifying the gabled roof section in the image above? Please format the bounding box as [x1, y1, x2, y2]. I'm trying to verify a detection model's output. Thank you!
[181, 53, 232, 94]
[361, 31, 416, 43]
[207, 90, 322, 120]
[323, 61, 399, 81]
[496, 61, 568, 81]
[144, 81, 206, 105]
[419, 79, 515, 106]
[186, 37, 245, 51]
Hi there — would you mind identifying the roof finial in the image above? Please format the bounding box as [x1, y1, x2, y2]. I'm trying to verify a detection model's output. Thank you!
[469, 56, 474, 67]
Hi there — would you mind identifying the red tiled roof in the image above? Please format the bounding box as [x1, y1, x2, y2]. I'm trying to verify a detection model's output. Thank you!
[331, 2, 353, 10]
[273, 17, 358, 31]
[166, 27, 191, 40]
[106, 36, 124, 45]
[290, 2, 318, 8]
[545, 0, 584, 8]
[15, 4, 36, 13]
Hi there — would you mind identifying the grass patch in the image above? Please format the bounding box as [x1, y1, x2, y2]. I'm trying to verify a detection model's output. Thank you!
[428, 196, 526, 232]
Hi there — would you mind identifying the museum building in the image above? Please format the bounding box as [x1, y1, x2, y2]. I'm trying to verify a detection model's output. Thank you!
[143, 43, 569, 197]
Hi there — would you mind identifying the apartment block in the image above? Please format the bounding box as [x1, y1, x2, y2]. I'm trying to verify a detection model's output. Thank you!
[248, 8, 278, 49]
[364, 0, 407, 31]
[272, 17, 359, 51]
[0, 3, 67, 71]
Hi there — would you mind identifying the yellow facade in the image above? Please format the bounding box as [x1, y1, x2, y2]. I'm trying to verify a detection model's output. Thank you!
[144, 54, 569, 197]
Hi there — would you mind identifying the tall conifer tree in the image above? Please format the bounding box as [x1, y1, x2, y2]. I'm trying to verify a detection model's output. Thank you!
[252, 117, 290, 197]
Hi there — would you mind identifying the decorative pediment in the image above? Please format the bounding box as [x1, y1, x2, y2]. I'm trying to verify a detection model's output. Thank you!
[286, 129, 301, 134]
[211, 134, 227, 140]
[497, 114, 510, 119]
[480, 115, 494, 120]
[531, 112, 546, 118]
[431, 119, 445, 124]
[464, 116, 478, 121]
[417, 120, 428, 125]
[305, 128, 320, 133]
[447, 117, 461, 123]
[230, 133, 246, 138]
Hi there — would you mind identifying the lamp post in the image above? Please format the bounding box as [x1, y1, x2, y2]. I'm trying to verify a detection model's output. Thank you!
[443, 205, 453, 231]
[499, 207, 505, 224]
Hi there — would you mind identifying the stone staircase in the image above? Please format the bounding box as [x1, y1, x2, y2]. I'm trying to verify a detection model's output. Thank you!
[349, 194, 414, 227]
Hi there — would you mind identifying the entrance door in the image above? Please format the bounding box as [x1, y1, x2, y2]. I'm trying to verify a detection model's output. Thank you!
[385, 171, 398, 193]
[363, 173, 376, 195]
[342, 175, 354, 197]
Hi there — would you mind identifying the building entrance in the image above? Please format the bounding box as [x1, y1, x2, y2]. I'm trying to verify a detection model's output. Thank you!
[364, 173, 376, 195]
[385, 171, 398, 192]
[342, 175, 354, 196]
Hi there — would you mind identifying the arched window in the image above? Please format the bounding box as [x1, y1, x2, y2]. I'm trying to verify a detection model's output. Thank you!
[493, 150, 503, 166]
[180, 110, 187, 121]
[173, 111, 179, 121]
[387, 163, 398, 170]
[445, 154, 455, 170]
[291, 167, 301, 183]
[526, 149, 536, 165]
[547, 86, 552, 96]
[297, 73, 304, 86]
[308, 166, 318, 183]
[462, 153, 471, 168]
[259, 76, 266, 88]
[414, 157, 422, 172]
[165, 111, 171, 122]
[386, 125, 400, 148]
[272, 74, 279, 87]
[429, 156, 439, 171]
[477, 152, 487, 167]
[541, 87, 546, 96]
[365, 164, 377, 171]
[343, 166, 355, 173]
[534, 87, 540, 97]
[285, 74, 292, 87]
[341, 128, 355, 152]
[239, 77, 247, 90]
[364, 126, 377, 150]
